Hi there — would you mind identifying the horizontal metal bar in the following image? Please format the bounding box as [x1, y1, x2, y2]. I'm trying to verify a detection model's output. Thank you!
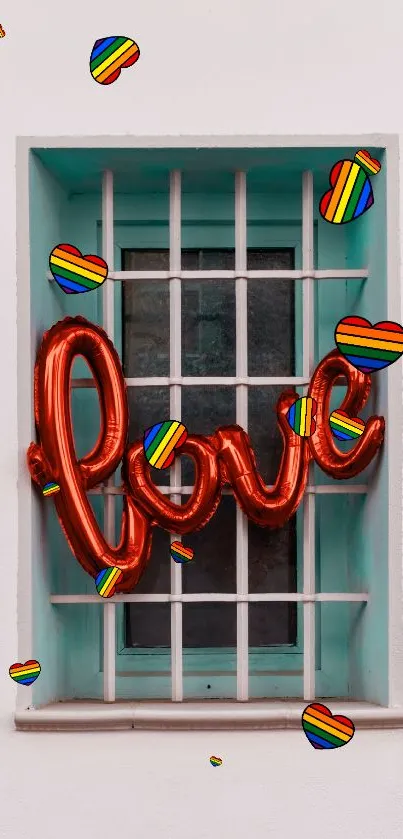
[47, 268, 369, 283]
[71, 376, 359, 389]
[126, 376, 309, 387]
[111, 269, 369, 281]
[50, 592, 369, 604]
[315, 269, 368, 279]
[14, 700, 403, 732]
[88, 484, 368, 496]
[72, 376, 309, 388]
[311, 484, 368, 494]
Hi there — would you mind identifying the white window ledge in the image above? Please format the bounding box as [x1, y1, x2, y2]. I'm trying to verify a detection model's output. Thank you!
[14, 701, 403, 732]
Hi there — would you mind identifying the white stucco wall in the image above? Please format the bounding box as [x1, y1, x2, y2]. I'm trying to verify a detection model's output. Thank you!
[1, 0, 403, 836]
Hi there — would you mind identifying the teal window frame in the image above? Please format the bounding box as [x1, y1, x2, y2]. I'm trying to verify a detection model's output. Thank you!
[18, 139, 401, 715]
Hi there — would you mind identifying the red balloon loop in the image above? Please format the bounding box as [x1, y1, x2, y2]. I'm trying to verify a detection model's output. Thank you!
[210, 389, 310, 527]
[308, 350, 385, 479]
[28, 317, 151, 592]
[126, 436, 222, 534]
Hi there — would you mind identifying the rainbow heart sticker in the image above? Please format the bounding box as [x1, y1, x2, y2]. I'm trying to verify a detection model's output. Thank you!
[95, 567, 123, 598]
[209, 756, 223, 767]
[302, 703, 355, 749]
[170, 542, 194, 564]
[335, 316, 403, 373]
[329, 410, 365, 441]
[90, 36, 140, 85]
[143, 421, 188, 469]
[286, 396, 317, 437]
[319, 149, 381, 225]
[42, 481, 60, 497]
[49, 244, 108, 294]
[9, 660, 41, 686]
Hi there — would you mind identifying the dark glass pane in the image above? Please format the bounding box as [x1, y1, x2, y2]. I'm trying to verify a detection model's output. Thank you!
[126, 603, 171, 648]
[182, 282, 235, 376]
[249, 603, 296, 646]
[182, 496, 236, 594]
[181, 386, 235, 485]
[248, 519, 296, 595]
[182, 250, 235, 377]
[127, 386, 170, 485]
[182, 603, 236, 647]
[247, 249, 294, 376]
[122, 251, 169, 377]
[194, 250, 235, 270]
[133, 526, 171, 594]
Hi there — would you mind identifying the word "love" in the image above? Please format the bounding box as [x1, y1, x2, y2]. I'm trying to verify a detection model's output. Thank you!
[27, 317, 384, 592]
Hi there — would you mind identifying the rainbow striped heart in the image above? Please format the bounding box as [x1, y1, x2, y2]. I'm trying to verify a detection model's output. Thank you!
[143, 421, 188, 470]
[49, 244, 108, 294]
[170, 542, 194, 564]
[335, 316, 403, 373]
[286, 396, 317, 437]
[319, 150, 381, 225]
[95, 567, 123, 598]
[302, 703, 355, 749]
[210, 756, 223, 766]
[90, 36, 140, 85]
[329, 410, 365, 441]
[42, 481, 60, 497]
[9, 660, 41, 686]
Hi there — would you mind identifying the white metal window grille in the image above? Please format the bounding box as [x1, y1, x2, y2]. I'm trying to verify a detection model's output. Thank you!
[50, 167, 371, 704]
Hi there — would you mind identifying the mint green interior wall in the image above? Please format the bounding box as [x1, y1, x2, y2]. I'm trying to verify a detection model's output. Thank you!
[29, 154, 69, 706]
[313, 154, 388, 703]
[30, 157, 107, 703]
[30, 149, 388, 703]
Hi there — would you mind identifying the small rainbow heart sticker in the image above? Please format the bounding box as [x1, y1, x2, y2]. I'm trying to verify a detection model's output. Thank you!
[42, 481, 60, 497]
[9, 660, 41, 686]
[302, 703, 355, 749]
[49, 244, 108, 294]
[209, 756, 223, 767]
[95, 567, 123, 598]
[286, 396, 317, 437]
[170, 542, 194, 564]
[143, 421, 188, 469]
[329, 410, 365, 441]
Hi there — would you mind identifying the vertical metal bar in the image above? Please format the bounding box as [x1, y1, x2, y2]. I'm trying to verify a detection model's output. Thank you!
[103, 602, 116, 703]
[302, 170, 316, 701]
[169, 170, 183, 702]
[235, 171, 249, 701]
[102, 170, 116, 702]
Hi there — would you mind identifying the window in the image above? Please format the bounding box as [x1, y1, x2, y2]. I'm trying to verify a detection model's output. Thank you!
[16, 137, 403, 729]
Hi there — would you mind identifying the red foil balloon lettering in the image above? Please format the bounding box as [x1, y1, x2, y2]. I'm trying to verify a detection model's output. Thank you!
[27, 317, 385, 592]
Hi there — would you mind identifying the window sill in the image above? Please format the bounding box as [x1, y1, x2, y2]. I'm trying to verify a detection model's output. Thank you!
[14, 700, 403, 732]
